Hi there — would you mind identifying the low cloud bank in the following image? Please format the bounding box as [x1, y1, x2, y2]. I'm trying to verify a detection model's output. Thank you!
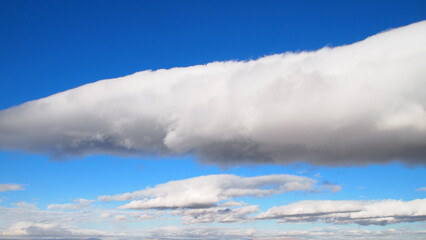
[0, 21, 426, 166]
[257, 199, 426, 225]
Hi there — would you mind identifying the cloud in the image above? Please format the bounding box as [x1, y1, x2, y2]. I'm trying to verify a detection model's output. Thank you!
[99, 212, 111, 218]
[1, 221, 110, 238]
[173, 205, 259, 224]
[318, 181, 342, 193]
[0, 184, 24, 192]
[256, 198, 426, 226]
[140, 225, 426, 240]
[98, 174, 325, 209]
[415, 187, 426, 192]
[0, 21, 426, 166]
[1, 199, 425, 239]
[47, 198, 95, 210]
[114, 214, 130, 222]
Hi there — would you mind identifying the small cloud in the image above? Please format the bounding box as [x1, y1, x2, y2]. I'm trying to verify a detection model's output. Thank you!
[0, 183, 24, 192]
[317, 181, 342, 193]
[220, 201, 248, 207]
[173, 205, 260, 224]
[47, 198, 94, 210]
[100, 213, 111, 218]
[313, 173, 322, 178]
[115, 214, 130, 222]
[11, 201, 37, 209]
[415, 187, 426, 192]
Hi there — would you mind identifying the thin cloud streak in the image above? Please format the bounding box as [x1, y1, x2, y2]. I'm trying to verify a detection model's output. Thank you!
[0, 184, 24, 192]
[47, 198, 95, 210]
[256, 199, 426, 225]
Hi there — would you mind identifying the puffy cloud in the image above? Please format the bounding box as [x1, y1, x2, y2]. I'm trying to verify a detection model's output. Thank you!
[47, 198, 95, 210]
[0, 184, 24, 192]
[98, 174, 322, 209]
[256, 199, 426, 226]
[0, 21, 425, 166]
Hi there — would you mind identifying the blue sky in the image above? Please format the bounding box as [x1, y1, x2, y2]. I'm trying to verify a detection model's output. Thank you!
[0, 1, 426, 239]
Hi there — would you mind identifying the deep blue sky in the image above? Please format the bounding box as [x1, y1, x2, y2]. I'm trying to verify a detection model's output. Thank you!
[1, 0, 426, 110]
[0, 1, 426, 238]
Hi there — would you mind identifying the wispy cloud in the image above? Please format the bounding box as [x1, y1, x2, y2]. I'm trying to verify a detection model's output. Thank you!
[415, 187, 426, 192]
[47, 198, 95, 210]
[257, 199, 426, 225]
[0, 21, 425, 166]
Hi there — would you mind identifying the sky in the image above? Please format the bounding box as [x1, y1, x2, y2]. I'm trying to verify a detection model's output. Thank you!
[0, 0, 425, 239]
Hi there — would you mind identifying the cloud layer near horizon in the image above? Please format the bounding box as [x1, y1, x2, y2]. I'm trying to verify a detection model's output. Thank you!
[1, 21, 426, 165]
[257, 199, 426, 225]
[2, 198, 426, 239]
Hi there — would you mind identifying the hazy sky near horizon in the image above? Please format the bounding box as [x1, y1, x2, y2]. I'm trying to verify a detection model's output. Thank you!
[0, 1, 426, 239]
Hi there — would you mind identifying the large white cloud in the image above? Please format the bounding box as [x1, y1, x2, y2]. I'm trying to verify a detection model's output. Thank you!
[0, 21, 426, 165]
[98, 174, 322, 209]
[256, 198, 426, 225]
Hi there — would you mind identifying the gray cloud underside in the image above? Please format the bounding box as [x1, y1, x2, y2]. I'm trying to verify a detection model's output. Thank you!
[98, 174, 321, 209]
[256, 199, 426, 226]
[172, 205, 260, 224]
[1, 21, 426, 165]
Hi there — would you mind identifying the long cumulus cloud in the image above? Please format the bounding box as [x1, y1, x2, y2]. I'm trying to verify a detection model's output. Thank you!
[0, 21, 426, 165]
[98, 174, 323, 209]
